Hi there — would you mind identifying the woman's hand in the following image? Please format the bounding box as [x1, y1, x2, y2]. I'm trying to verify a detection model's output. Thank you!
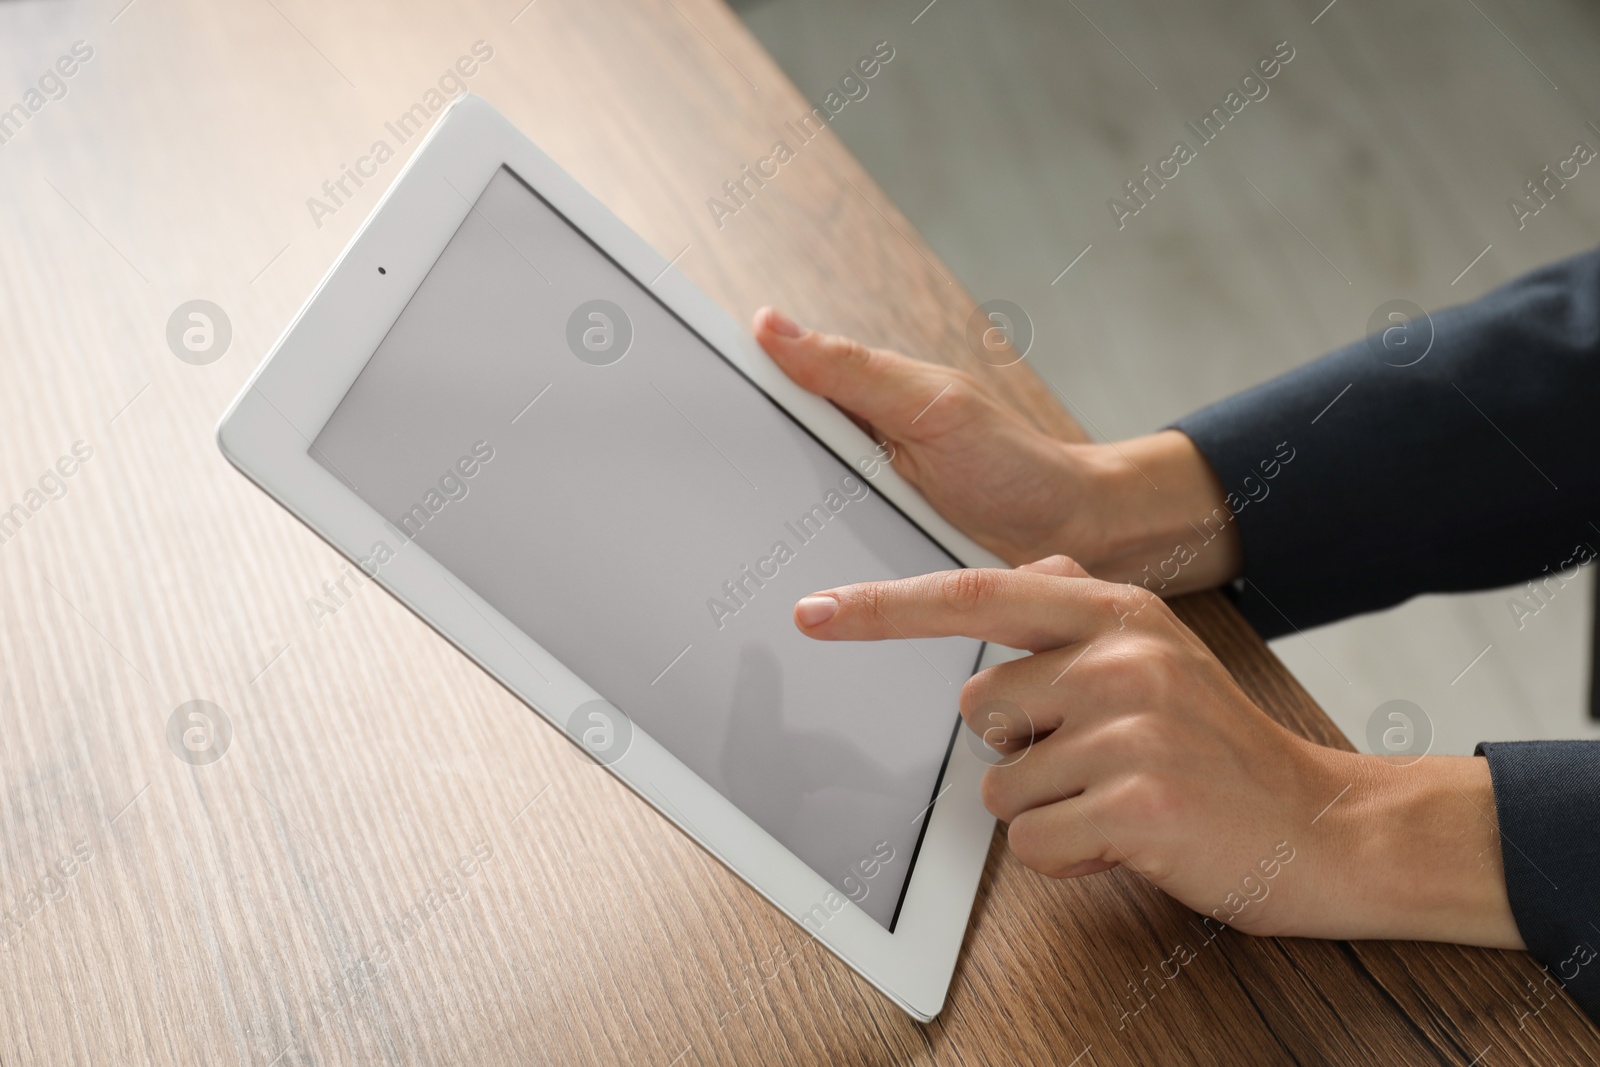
[792, 555, 1524, 948]
[753, 308, 1242, 595]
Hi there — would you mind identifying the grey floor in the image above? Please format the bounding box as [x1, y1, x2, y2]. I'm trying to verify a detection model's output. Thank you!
[737, 0, 1600, 755]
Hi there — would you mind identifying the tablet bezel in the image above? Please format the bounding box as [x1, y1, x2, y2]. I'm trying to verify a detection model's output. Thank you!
[217, 93, 1012, 1021]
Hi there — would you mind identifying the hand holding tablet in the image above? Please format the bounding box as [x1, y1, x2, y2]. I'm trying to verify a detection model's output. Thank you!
[750, 308, 1245, 597]
[751, 307, 1100, 569]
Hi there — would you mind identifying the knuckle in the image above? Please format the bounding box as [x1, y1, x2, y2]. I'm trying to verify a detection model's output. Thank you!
[939, 374, 988, 421]
[1073, 640, 1133, 695]
[979, 769, 1011, 819]
[1007, 813, 1078, 879]
[1100, 582, 1158, 628]
[1142, 639, 1190, 693]
[960, 664, 1028, 724]
[843, 581, 889, 620]
[1082, 633, 1177, 701]
[833, 335, 876, 372]
[937, 568, 998, 612]
[908, 371, 986, 433]
[943, 371, 979, 403]
[815, 334, 878, 391]
[1040, 553, 1081, 575]
[1122, 772, 1183, 825]
[1099, 712, 1172, 768]
[1086, 583, 1123, 617]
[958, 669, 997, 723]
[1005, 810, 1049, 868]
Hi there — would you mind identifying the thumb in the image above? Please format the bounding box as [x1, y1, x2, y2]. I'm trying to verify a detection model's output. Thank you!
[752, 306, 964, 439]
[1016, 554, 1092, 580]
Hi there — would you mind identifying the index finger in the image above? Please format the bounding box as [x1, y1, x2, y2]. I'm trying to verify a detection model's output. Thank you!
[793, 568, 1129, 651]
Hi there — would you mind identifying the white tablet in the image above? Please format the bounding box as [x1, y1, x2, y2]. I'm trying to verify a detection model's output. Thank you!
[217, 94, 1014, 1021]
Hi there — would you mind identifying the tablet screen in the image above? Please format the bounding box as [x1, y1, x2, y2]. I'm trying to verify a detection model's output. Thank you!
[310, 166, 982, 930]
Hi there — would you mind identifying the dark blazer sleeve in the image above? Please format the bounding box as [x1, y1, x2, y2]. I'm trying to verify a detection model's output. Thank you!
[1172, 247, 1600, 1026]
[1476, 741, 1600, 1024]
[1172, 245, 1600, 639]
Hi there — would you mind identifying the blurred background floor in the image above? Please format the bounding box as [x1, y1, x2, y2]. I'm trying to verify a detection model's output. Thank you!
[734, 0, 1600, 755]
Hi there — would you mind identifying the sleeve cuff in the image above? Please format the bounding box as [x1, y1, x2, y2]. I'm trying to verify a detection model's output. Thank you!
[1476, 740, 1600, 1026]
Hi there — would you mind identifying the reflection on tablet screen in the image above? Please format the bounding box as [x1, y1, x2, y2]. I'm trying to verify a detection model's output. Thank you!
[310, 166, 982, 930]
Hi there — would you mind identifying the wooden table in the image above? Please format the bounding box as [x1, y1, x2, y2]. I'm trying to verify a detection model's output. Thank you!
[0, 0, 1594, 1063]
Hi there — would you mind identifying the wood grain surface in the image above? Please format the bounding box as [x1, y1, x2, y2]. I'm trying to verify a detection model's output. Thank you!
[0, 0, 1593, 1064]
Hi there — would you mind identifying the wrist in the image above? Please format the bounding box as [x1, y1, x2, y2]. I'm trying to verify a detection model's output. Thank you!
[1281, 749, 1522, 948]
[1072, 430, 1242, 595]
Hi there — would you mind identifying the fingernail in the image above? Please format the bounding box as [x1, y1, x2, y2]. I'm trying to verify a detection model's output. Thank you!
[795, 595, 839, 626]
[764, 308, 804, 339]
